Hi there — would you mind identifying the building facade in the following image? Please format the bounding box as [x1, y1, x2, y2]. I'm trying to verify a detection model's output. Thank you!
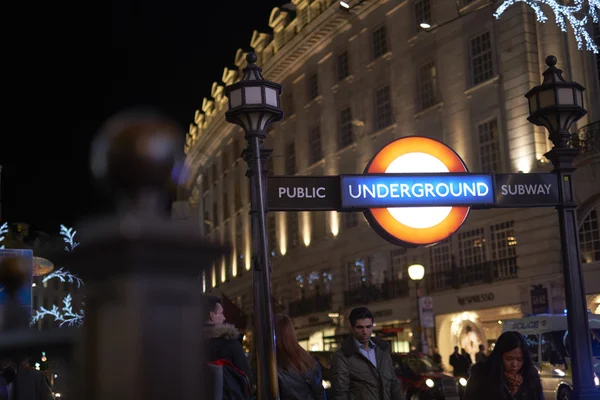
[178, 0, 600, 365]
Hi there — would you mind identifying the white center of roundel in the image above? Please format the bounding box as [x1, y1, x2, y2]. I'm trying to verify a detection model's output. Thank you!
[384, 152, 453, 229]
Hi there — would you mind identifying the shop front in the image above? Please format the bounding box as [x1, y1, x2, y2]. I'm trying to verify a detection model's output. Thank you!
[588, 294, 600, 314]
[292, 313, 337, 351]
[432, 283, 523, 370]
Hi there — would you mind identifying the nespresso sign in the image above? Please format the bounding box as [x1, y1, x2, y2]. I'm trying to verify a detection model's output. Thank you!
[457, 292, 495, 306]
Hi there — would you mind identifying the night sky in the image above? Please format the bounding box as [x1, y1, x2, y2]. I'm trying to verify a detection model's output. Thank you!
[2, 0, 286, 233]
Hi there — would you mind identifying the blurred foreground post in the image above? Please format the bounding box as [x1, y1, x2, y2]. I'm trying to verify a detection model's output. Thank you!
[30, 110, 222, 400]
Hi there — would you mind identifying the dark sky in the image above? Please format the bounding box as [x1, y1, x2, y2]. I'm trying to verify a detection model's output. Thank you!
[2, 0, 287, 233]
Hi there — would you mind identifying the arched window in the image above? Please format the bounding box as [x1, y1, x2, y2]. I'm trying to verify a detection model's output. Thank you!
[579, 206, 600, 263]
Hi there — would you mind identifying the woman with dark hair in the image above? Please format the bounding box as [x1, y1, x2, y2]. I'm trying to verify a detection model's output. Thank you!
[275, 314, 325, 400]
[463, 331, 543, 400]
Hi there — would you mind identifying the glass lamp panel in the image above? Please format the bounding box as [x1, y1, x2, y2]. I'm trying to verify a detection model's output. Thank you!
[557, 87, 575, 105]
[576, 89, 584, 107]
[528, 95, 537, 114]
[245, 86, 263, 105]
[249, 112, 260, 131]
[538, 88, 556, 109]
[229, 89, 242, 109]
[265, 87, 278, 107]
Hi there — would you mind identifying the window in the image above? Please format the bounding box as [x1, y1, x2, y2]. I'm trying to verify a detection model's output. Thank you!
[337, 51, 350, 81]
[414, 0, 431, 32]
[372, 25, 388, 60]
[212, 163, 218, 185]
[268, 214, 277, 257]
[213, 195, 219, 227]
[368, 252, 387, 286]
[236, 215, 245, 269]
[478, 119, 501, 173]
[203, 195, 211, 233]
[284, 91, 295, 116]
[418, 61, 438, 110]
[309, 125, 323, 165]
[458, 228, 487, 266]
[288, 212, 299, 248]
[294, 274, 306, 300]
[347, 258, 367, 289]
[470, 32, 494, 85]
[285, 142, 296, 175]
[223, 174, 230, 220]
[390, 248, 408, 280]
[429, 238, 452, 289]
[312, 211, 327, 241]
[374, 86, 393, 130]
[541, 331, 568, 364]
[321, 269, 333, 294]
[490, 221, 516, 260]
[342, 212, 358, 229]
[579, 207, 600, 263]
[338, 107, 354, 149]
[308, 73, 319, 100]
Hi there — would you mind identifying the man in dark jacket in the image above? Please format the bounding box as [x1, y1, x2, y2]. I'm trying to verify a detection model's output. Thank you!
[449, 346, 465, 377]
[331, 307, 404, 400]
[203, 295, 252, 399]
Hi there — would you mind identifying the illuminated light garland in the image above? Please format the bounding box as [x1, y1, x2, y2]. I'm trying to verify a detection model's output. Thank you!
[0, 222, 8, 249]
[31, 225, 85, 327]
[494, 0, 600, 54]
[31, 293, 84, 327]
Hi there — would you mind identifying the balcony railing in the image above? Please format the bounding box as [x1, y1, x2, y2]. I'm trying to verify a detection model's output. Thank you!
[344, 278, 410, 307]
[570, 121, 600, 155]
[288, 293, 332, 317]
[426, 256, 518, 293]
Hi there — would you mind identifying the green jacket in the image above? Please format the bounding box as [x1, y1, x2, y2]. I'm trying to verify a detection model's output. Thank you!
[331, 335, 404, 400]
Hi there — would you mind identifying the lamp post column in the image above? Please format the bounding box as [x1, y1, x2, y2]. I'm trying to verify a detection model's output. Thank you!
[525, 55, 597, 399]
[225, 52, 283, 400]
[545, 144, 596, 399]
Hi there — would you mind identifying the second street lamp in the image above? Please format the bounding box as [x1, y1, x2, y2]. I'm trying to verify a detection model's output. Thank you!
[408, 264, 426, 354]
[225, 52, 283, 400]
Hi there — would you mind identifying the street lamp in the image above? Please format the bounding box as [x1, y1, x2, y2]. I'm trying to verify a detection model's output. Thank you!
[225, 52, 283, 400]
[526, 55, 596, 400]
[408, 264, 427, 354]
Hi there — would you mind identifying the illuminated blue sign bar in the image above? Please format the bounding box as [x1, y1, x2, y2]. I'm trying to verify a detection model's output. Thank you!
[340, 174, 495, 208]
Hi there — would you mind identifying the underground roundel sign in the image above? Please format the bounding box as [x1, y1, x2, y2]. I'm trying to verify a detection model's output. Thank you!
[362, 136, 470, 247]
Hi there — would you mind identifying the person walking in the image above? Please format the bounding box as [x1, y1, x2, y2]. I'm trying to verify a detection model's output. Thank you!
[331, 307, 403, 400]
[463, 331, 543, 400]
[274, 314, 324, 400]
[461, 348, 473, 374]
[475, 344, 487, 364]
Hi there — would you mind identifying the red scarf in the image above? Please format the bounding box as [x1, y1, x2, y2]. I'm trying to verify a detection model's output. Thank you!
[504, 371, 523, 396]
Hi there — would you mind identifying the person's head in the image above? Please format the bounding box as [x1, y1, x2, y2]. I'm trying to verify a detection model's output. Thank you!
[479, 344, 485, 352]
[203, 295, 226, 326]
[454, 346, 459, 353]
[274, 314, 316, 373]
[486, 331, 540, 389]
[348, 307, 374, 345]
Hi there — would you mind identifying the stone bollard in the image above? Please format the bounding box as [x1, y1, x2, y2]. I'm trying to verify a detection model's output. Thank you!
[60, 109, 226, 400]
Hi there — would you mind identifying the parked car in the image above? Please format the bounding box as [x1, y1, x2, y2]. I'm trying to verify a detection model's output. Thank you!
[310, 350, 464, 400]
[392, 353, 464, 400]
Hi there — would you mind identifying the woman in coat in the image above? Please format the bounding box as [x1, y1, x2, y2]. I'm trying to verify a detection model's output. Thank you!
[463, 331, 543, 400]
[275, 314, 325, 400]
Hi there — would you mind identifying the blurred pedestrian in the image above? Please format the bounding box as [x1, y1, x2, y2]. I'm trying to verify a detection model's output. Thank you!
[449, 346, 465, 377]
[331, 307, 403, 400]
[203, 295, 252, 400]
[461, 348, 473, 373]
[274, 314, 324, 400]
[0, 359, 54, 400]
[431, 347, 443, 370]
[463, 331, 543, 400]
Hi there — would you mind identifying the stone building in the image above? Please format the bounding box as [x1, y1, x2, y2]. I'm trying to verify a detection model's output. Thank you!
[178, 0, 600, 364]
